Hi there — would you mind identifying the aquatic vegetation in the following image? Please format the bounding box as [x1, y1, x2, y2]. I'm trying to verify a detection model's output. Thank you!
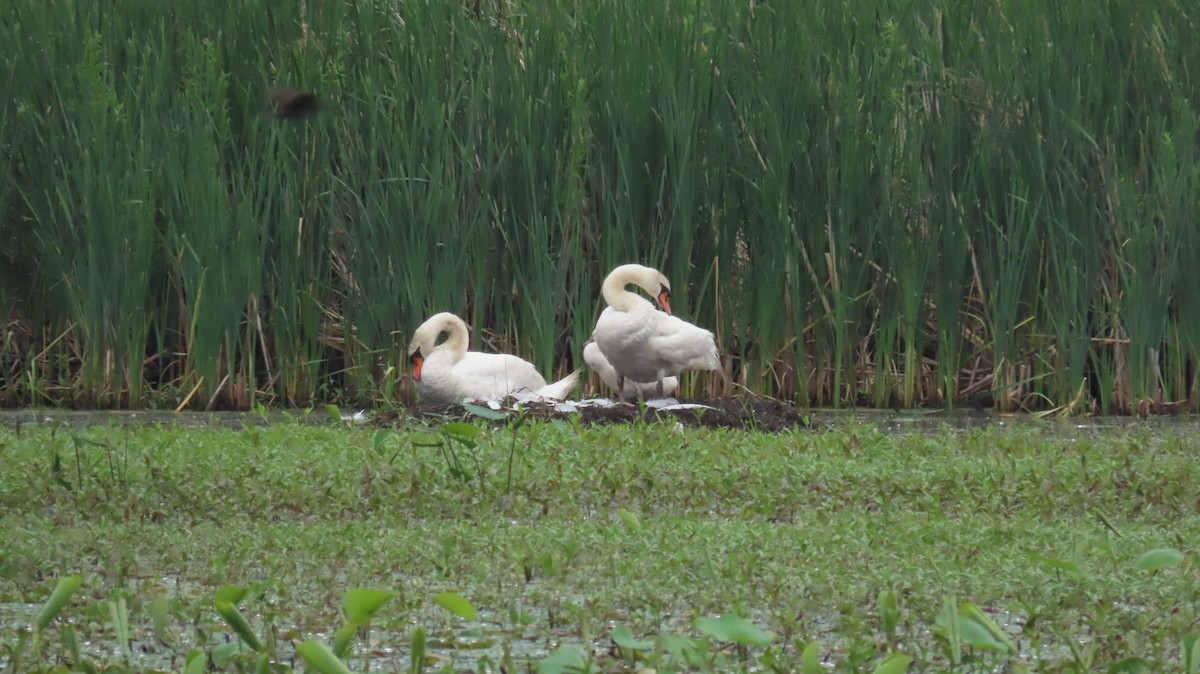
[1, 419, 1199, 671]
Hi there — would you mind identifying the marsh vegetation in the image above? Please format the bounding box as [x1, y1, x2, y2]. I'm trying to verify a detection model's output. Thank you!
[2, 0, 1198, 412]
[1, 418, 1197, 672]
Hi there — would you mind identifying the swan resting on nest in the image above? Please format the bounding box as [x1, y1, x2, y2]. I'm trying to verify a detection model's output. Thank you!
[407, 312, 578, 405]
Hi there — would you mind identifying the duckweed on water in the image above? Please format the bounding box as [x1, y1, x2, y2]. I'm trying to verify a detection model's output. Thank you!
[0, 418, 1198, 672]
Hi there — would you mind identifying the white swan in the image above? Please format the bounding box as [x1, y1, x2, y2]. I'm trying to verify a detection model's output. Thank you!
[406, 312, 578, 405]
[591, 264, 720, 398]
[583, 341, 678, 399]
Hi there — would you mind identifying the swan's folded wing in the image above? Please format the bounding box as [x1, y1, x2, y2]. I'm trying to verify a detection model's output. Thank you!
[652, 315, 721, 371]
[453, 352, 548, 397]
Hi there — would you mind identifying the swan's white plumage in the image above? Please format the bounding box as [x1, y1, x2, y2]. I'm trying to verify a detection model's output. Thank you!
[591, 264, 720, 397]
[406, 312, 578, 405]
[583, 340, 678, 399]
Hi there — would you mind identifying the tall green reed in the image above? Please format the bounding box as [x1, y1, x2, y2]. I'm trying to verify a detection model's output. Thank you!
[3, 0, 1198, 410]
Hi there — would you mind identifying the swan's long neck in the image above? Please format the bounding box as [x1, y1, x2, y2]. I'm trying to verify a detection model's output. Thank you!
[435, 314, 470, 360]
[601, 265, 652, 312]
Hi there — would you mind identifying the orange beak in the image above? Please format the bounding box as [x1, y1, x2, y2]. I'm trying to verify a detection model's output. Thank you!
[410, 354, 424, 381]
[657, 290, 672, 315]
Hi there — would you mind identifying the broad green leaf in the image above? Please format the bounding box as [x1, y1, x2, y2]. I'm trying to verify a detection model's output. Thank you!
[441, 422, 482, 439]
[537, 646, 587, 674]
[372, 428, 392, 454]
[952, 615, 1007, 652]
[1031, 553, 1082, 575]
[695, 614, 773, 647]
[296, 640, 354, 674]
[872, 652, 912, 674]
[463, 403, 506, 420]
[660, 633, 702, 662]
[254, 651, 270, 674]
[215, 600, 262, 651]
[611, 624, 653, 651]
[878, 590, 899, 636]
[332, 622, 358, 659]
[211, 641, 252, 667]
[1134, 548, 1184, 572]
[800, 640, 822, 674]
[343, 587, 395, 624]
[1184, 633, 1200, 674]
[182, 649, 207, 674]
[616, 508, 642, 534]
[214, 585, 248, 606]
[148, 595, 169, 637]
[35, 573, 83, 633]
[1107, 656, 1147, 673]
[959, 603, 1016, 653]
[433, 592, 477, 621]
[325, 404, 342, 424]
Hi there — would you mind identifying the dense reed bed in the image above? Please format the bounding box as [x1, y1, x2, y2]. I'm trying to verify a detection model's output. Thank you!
[1, 0, 1197, 412]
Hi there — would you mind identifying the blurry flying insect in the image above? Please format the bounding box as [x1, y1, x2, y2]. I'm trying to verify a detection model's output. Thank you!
[266, 86, 321, 119]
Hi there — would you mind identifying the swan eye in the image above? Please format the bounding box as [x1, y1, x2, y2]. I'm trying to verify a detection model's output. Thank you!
[656, 288, 672, 315]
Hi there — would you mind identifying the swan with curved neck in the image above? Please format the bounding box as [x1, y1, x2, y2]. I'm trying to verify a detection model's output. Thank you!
[590, 264, 720, 398]
[406, 312, 578, 405]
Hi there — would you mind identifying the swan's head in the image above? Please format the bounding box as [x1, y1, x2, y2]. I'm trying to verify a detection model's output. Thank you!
[406, 344, 425, 381]
[406, 312, 460, 381]
[606, 264, 673, 315]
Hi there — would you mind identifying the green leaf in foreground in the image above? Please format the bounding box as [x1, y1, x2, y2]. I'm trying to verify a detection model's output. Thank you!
[959, 602, 1016, 653]
[616, 508, 642, 534]
[296, 640, 354, 674]
[332, 623, 357, 660]
[183, 649, 207, 674]
[433, 592, 476, 621]
[463, 403, 507, 420]
[440, 422, 482, 446]
[214, 601, 262, 652]
[343, 587, 395, 624]
[695, 614, 773, 647]
[409, 627, 426, 674]
[800, 641, 822, 674]
[611, 624, 653, 651]
[1134, 547, 1184, 572]
[148, 595, 169, 639]
[1031, 553, 1082, 575]
[943, 613, 1008, 653]
[325, 404, 343, 424]
[1107, 656, 1147, 673]
[878, 590, 899, 638]
[35, 573, 83, 633]
[214, 585, 249, 606]
[1184, 634, 1200, 674]
[371, 428, 392, 454]
[538, 646, 590, 674]
[872, 652, 912, 674]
